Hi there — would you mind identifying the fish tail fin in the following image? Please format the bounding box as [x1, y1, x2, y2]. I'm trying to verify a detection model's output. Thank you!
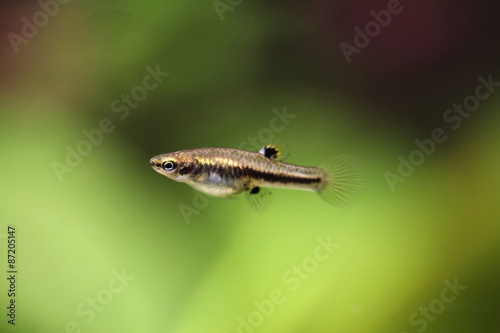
[317, 155, 365, 207]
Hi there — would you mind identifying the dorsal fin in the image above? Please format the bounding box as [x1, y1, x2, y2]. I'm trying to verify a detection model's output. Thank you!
[258, 143, 290, 161]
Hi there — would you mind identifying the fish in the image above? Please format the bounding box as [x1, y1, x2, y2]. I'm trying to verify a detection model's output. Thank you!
[149, 144, 364, 211]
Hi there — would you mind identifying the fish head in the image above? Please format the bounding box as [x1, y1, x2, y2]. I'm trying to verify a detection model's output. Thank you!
[150, 151, 195, 183]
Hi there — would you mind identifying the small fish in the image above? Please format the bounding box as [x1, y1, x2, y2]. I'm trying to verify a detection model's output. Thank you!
[150, 144, 364, 211]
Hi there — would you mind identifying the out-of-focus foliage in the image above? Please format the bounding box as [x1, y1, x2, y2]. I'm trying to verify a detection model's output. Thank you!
[1, 1, 499, 332]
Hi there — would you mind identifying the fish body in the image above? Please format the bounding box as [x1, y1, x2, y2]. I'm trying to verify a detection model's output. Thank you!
[150, 145, 364, 210]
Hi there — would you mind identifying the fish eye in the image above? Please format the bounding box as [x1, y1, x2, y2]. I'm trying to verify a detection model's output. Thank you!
[162, 160, 177, 171]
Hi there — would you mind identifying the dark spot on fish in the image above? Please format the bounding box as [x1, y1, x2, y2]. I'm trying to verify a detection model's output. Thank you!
[262, 146, 279, 159]
[250, 187, 260, 194]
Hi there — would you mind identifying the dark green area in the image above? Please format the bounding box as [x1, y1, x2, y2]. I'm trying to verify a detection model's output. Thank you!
[1, 1, 499, 332]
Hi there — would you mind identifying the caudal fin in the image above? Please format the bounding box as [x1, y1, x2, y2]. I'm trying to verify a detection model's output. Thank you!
[318, 155, 365, 207]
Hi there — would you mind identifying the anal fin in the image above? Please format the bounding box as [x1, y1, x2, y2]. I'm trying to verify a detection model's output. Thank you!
[246, 186, 272, 212]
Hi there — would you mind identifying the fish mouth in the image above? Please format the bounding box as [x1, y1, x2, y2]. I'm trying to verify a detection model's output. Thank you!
[150, 156, 160, 168]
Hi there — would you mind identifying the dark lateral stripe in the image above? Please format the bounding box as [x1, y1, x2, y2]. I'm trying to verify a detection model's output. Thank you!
[242, 167, 321, 184]
[192, 162, 321, 185]
[195, 162, 230, 178]
[230, 165, 243, 178]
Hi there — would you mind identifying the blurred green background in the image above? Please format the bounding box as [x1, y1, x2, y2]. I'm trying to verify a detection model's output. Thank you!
[1, 0, 499, 332]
